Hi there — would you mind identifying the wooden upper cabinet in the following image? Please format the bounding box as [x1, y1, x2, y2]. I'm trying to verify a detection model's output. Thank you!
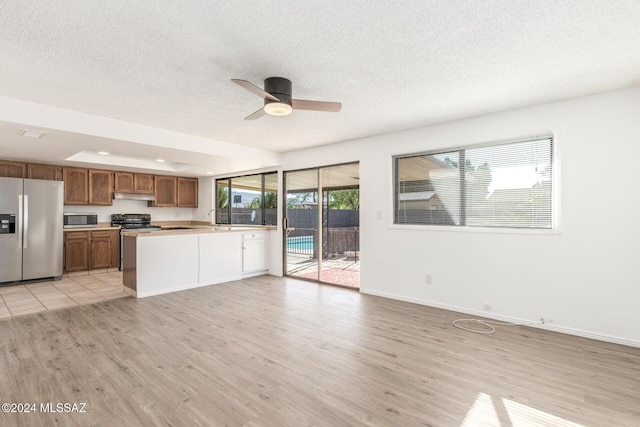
[114, 172, 154, 194]
[134, 173, 154, 193]
[152, 175, 177, 207]
[114, 172, 134, 192]
[0, 160, 26, 178]
[27, 163, 62, 181]
[63, 167, 89, 205]
[177, 177, 198, 207]
[64, 167, 112, 205]
[88, 169, 113, 206]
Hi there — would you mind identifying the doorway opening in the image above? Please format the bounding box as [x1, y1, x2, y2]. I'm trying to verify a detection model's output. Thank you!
[283, 163, 360, 289]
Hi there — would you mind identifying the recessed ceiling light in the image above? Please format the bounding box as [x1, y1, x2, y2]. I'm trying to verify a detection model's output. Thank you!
[205, 171, 214, 175]
[155, 158, 165, 163]
[98, 151, 110, 155]
[19, 129, 45, 138]
[66, 151, 194, 172]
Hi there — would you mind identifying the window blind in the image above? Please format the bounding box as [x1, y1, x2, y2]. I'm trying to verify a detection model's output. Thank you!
[394, 136, 553, 229]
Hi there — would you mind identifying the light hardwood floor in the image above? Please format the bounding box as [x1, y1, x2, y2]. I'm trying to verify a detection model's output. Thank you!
[0, 276, 638, 426]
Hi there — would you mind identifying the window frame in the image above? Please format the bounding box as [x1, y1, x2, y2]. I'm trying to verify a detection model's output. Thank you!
[392, 134, 556, 231]
[215, 171, 278, 226]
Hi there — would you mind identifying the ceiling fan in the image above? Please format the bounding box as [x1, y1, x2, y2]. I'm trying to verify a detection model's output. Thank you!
[231, 77, 342, 120]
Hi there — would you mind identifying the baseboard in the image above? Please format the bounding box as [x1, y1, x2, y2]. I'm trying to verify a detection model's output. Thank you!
[137, 281, 210, 298]
[136, 275, 242, 298]
[242, 270, 269, 278]
[360, 289, 640, 349]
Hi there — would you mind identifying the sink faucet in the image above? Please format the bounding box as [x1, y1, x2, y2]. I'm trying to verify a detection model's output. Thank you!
[207, 208, 223, 224]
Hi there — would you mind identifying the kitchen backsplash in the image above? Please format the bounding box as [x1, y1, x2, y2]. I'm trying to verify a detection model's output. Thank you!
[63, 199, 196, 223]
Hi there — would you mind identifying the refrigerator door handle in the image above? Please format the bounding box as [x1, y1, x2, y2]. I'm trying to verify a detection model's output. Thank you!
[17, 195, 23, 249]
[23, 195, 28, 249]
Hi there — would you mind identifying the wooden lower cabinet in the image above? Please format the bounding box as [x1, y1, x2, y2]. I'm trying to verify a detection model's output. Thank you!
[90, 231, 112, 269]
[64, 229, 120, 273]
[110, 231, 120, 269]
[64, 232, 90, 272]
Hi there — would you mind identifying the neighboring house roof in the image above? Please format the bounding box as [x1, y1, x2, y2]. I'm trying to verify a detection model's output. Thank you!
[398, 191, 437, 201]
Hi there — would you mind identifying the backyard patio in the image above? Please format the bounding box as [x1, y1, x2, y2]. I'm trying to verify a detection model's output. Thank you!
[286, 253, 360, 289]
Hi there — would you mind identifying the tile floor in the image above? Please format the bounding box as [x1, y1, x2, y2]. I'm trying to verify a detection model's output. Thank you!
[0, 271, 128, 319]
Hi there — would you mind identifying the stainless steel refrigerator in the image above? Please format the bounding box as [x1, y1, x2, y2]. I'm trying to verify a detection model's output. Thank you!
[0, 177, 63, 283]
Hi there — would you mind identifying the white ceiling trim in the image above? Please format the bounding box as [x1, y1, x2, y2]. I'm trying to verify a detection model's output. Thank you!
[0, 96, 280, 164]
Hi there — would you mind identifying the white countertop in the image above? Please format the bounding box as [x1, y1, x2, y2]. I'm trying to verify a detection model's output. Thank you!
[121, 225, 272, 237]
[63, 226, 120, 231]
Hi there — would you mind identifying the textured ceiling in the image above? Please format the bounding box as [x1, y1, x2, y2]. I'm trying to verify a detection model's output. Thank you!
[0, 1, 640, 175]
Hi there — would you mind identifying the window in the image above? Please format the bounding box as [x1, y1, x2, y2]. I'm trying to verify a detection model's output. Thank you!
[215, 172, 278, 226]
[394, 135, 553, 229]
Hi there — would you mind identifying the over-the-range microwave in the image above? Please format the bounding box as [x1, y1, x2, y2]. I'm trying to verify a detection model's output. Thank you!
[63, 213, 98, 228]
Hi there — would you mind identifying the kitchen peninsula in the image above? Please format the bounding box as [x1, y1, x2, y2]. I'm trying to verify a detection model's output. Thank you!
[122, 226, 270, 297]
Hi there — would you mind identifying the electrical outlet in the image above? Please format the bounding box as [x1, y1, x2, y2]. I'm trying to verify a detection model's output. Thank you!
[483, 303, 491, 311]
[376, 210, 383, 220]
[175, 211, 181, 218]
[424, 274, 432, 285]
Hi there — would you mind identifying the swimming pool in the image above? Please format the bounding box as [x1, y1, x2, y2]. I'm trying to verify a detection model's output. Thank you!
[287, 235, 314, 252]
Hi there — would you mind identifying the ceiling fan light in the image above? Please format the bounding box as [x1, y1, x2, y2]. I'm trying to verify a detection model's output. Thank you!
[264, 102, 292, 116]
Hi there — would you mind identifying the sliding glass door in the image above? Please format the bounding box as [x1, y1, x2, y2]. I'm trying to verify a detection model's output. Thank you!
[284, 163, 360, 288]
[283, 169, 319, 281]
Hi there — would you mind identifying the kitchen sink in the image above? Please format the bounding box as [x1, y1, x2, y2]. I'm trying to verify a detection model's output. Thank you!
[161, 225, 255, 231]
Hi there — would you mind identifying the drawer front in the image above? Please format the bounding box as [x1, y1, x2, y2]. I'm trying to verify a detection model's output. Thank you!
[65, 231, 89, 240]
[91, 231, 112, 238]
[242, 232, 264, 241]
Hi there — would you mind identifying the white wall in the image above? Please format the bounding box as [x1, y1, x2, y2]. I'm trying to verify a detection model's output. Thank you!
[193, 177, 214, 222]
[63, 199, 195, 223]
[280, 86, 640, 347]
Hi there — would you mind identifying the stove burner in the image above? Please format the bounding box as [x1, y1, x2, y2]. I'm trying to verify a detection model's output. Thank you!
[111, 214, 161, 231]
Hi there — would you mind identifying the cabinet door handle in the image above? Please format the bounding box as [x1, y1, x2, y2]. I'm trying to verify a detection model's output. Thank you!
[17, 195, 23, 249]
[23, 195, 29, 249]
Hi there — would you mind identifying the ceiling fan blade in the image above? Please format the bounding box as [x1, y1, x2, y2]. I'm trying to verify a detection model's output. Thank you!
[231, 79, 279, 102]
[244, 107, 266, 120]
[292, 99, 342, 112]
